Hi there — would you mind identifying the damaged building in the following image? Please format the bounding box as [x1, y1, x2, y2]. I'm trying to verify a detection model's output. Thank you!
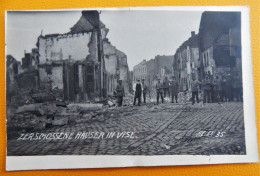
[172, 31, 200, 91]
[199, 11, 242, 79]
[6, 55, 21, 103]
[37, 10, 130, 102]
[103, 39, 130, 96]
[16, 48, 40, 90]
[38, 11, 106, 102]
[6, 48, 41, 105]
[6, 10, 132, 131]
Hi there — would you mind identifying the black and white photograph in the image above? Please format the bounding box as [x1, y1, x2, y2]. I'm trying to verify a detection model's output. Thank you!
[5, 6, 258, 170]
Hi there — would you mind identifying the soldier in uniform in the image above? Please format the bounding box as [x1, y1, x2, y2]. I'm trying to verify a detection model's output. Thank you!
[202, 75, 211, 103]
[191, 76, 200, 105]
[134, 79, 142, 106]
[142, 79, 149, 104]
[169, 76, 178, 103]
[163, 77, 170, 97]
[214, 75, 222, 103]
[232, 72, 242, 102]
[116, 80, 125, 107]
[221, 75, 227, 102]
[155, 79, 164, 104]
[225, 74, 233, 102]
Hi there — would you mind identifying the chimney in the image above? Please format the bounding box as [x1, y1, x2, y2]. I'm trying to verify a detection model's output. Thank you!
[191, 31, 195, 37]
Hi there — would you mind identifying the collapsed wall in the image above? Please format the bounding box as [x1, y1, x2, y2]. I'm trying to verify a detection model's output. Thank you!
[103, 40, 130, 96]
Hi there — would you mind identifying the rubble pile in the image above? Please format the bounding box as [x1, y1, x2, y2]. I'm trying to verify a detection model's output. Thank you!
[9, 88, 35, 106]
[7, 94, 127, 133]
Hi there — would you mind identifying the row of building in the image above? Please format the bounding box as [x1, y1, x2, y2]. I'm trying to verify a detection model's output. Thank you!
[133, 55, 173, 88]
[7, 11, 131, 103]
[133, 11, 242, 93]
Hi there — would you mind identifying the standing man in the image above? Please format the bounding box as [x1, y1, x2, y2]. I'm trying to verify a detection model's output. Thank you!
[202, 75, 211, 103]
[191, 76, 200, 105]
[221, 75, 227, 102]
[214, 75, 222, 103]
[232, 73, 242, 102]
[225, 74, 233, 102]
[169, 76, 178, 103]
[155, 79, 164, 104]
[133, 79, 142, 106]
[163, 77, 170, 97]
[116, 80, 125, 107]
[142, 79, 149, 104]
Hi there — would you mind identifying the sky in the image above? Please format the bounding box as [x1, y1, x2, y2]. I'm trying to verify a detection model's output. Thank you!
[6, 10, 203, 70]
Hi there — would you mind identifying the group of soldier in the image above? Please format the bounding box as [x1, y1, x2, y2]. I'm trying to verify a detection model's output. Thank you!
[115, 72, 242, 107]
[131, 76, 179, 106]
[191, 73, 243, 105]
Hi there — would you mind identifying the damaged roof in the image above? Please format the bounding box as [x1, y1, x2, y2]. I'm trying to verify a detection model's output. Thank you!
[70, 10, 105, 33]
[175, 33, 199, 55]
[199, 11, 241, 51]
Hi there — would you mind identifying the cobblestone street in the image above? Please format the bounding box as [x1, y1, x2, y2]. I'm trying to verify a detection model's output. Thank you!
[7, 101, 246, 156]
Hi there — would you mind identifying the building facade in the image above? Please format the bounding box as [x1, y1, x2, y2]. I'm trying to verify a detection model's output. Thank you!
[133, 59, 147, 83]
[37, 11, 106, 101]
[173, 31, 200, 91]
[199, 11, 242, 80]
[103, 39, 130, 96]
[133, 55, 173, 92]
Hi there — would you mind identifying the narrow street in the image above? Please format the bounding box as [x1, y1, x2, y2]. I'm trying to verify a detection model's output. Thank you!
[7, 101, 245, 156]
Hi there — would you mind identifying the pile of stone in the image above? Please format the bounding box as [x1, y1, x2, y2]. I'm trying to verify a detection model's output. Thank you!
[8, 101, 109, 132]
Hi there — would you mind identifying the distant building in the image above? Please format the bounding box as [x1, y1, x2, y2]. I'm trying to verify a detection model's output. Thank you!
[22, 48, 39, 71]
[133, 55, 173, 91]
[133, 59, 147, 83]
[14, 48, 40, 90]
[199, 11, 241, 79]
[173, 31, 200, 91]
[146, 55, 173, 88]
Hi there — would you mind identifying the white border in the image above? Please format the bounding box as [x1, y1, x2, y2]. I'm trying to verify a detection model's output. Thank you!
[5, 6, 259, 171]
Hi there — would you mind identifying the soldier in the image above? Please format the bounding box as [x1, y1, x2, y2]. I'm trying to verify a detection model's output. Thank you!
[221, 75, 227, 102]
[169, 76, 178, 103]
[155, 79, 164, 104]
[210, 76, 216, 102]
[191, 76, 200, 105]
[163, 77, 170, 97]
[133, 79, 142, 106]
[232, 73, 242, 102]
[225, 74, 233, 102]
[142, 79, 149, 104]
[202, 75, 211, 103]
[116, 80, 125, 107]
[214, 75, 222, 103]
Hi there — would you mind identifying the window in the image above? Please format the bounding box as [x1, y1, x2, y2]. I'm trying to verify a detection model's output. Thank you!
[161, 68, 165, 75]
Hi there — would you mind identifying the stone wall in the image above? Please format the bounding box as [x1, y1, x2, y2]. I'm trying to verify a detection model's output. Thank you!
[38, 32, 92, 64]
[103, 41, 130, 95]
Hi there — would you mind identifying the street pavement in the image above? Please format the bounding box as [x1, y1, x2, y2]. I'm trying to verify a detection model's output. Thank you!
[7, 101, 246, 156]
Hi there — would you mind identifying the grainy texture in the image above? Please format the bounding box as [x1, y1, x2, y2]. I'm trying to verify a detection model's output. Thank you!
[0, 0, 259, 176]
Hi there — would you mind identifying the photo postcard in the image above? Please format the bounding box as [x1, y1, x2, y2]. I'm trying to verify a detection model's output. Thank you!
[5, 6, 259, 171]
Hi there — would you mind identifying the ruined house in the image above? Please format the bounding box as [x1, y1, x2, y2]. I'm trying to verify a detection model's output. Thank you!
[13, 48, 40, 91]
[37, 11, 107, 101]
[199, 11, 241, 79]
[6, 55, 21, 103]
[103, 39, 130, 96]
[173, 31, 200, 91]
